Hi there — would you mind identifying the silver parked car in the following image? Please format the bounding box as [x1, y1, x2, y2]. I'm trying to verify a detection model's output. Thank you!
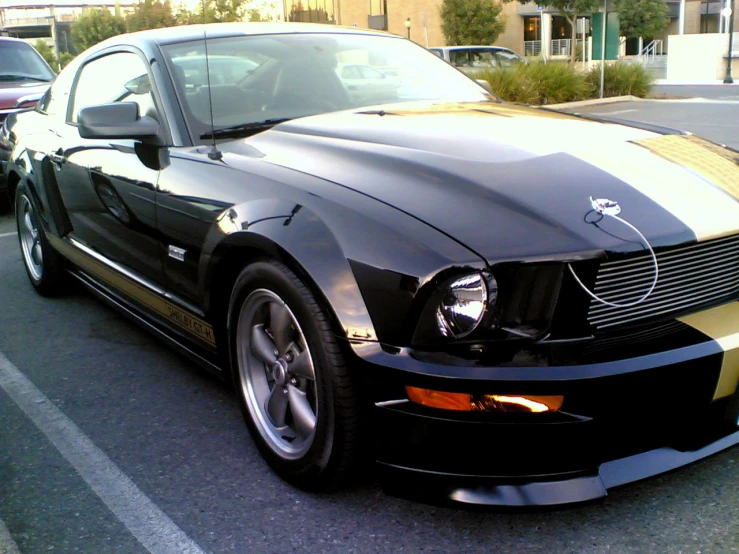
[429, 45, 526, 75]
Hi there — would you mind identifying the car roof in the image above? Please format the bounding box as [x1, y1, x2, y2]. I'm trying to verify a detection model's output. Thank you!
[431, 45, 514, 52]
[0, 36, 33, 44]
[111, 22, 394, 48]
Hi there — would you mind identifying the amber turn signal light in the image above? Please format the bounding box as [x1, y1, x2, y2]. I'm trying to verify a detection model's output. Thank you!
[405, 386, 563, 413]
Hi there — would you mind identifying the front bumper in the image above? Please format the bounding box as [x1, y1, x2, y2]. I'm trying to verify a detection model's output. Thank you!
[353, 310, 739, 506]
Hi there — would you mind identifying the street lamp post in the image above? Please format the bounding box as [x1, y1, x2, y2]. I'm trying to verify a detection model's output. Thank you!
[405, 17, 411, 40]
[724, 1, 735, 84]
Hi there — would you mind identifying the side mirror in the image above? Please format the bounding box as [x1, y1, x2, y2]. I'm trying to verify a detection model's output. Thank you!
[78, 102, 159, 141]
[476, 79, 493, 94]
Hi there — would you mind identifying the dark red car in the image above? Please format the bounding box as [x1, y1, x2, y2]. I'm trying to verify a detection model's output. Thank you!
[0, 37, 55, 196]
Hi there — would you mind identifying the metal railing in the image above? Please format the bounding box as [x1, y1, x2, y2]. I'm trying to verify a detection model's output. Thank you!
[640, 39, 663, 64]
[524, 40, 542, 57]
[551, 39, 572, 56]
[524, 39, 572, 57]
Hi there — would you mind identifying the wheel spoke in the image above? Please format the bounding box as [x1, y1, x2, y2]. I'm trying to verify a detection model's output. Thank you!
[24, 211, 37, 239]
[289, 349, 315, 380]
[273, 425, 298, 442]
[269, 302, 293, 355]
[32, 241, 43, 266]
[288, 384, 316, 437]
[250, 324, 278, 365]
[265, 386, 289, 427]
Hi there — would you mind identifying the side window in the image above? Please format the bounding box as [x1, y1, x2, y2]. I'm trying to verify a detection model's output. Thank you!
[449, 50, 469, 67]
[341, 65, 359, 79]
[496, 51, 524, 67]
[470, 49, 497, 68]
[70, 52, 156, 123]
[359, 66, 383, 79]
[42, 64, 77, 117]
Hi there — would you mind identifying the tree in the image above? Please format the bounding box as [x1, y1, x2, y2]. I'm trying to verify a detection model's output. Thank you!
[247, 0, 276, 21]
[615, 0, 669, 40]
[182, 0, 249, 23]
[34, 40, 57, 68]
[58, 52, 76, 69]
[439, 0, 507, 46]
[33, 40, 75, 71]
[126, 0, 178, 32]
[71, 8, 127, 52]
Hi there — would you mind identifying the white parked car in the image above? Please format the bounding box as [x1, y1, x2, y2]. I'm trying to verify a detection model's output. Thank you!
[429, 46, 527, 75]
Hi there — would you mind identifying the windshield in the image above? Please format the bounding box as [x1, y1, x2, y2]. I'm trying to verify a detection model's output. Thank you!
[0, 41, 55, 82]
[162, 32, 492, 140]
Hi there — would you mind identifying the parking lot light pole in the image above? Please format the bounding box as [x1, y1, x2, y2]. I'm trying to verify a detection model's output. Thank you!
[405, 18, 411, 39]
[724, 1, 735, 84]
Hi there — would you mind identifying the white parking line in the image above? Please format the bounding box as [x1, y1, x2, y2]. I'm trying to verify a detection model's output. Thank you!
[0, 232, 17, 238]
[0, 351, 209, 554]
[0, 518, 21, 554]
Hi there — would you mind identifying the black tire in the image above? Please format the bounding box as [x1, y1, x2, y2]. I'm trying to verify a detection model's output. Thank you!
[229, 259, 362, 491]
[15, 181, 68, 296]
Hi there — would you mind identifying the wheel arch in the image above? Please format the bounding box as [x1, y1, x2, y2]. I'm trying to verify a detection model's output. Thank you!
[201, 202, 377, 374]
[6, 170, 21, 205]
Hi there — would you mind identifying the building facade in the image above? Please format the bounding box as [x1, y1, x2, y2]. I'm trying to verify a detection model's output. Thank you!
[306, 0, 727, 57]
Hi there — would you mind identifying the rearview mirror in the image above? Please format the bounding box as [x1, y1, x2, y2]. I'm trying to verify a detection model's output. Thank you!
[78, 102, 159, 141]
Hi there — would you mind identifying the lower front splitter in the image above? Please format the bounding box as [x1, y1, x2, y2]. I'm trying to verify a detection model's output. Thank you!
[378, 427, 739, 507]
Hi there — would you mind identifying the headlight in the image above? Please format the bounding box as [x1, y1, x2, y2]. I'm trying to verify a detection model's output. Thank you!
[435, 273, 496, 338]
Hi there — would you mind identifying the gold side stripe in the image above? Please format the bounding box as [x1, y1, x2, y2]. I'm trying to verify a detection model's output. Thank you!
[49, 235, 216, 347]
[633, 135, 739, 202]
[679, 301, 739, 400]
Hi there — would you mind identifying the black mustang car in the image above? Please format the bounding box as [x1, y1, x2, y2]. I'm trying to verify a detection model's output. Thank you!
[5, 22, 739, 506]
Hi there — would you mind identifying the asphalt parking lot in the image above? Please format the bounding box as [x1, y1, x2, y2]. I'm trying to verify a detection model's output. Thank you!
[0, 92, 738, 553]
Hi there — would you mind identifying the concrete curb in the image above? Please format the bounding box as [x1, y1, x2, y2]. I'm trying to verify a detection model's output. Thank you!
[546, 95, 638, 110]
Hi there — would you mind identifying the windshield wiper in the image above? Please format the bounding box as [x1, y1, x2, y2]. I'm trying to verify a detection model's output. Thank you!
[0, 74, 51, 82]
[200, 118, 292, 140]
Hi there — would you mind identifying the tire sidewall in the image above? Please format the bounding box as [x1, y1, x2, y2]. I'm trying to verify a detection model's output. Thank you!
[14, 180, 66, 296]
[229, 261, 338, 487]
[15, 181, 44, 287]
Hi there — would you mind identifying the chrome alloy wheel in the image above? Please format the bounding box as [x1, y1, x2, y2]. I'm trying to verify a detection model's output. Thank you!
[237, 289, 318, 460]
[18, 194, 43, 281]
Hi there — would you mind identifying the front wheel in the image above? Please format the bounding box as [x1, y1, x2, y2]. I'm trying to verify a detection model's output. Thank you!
[230, 260, 362, 491]
[15, 181, 67, 296]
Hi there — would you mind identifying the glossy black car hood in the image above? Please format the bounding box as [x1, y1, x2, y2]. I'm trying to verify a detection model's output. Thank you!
[225, 102, 704, 263]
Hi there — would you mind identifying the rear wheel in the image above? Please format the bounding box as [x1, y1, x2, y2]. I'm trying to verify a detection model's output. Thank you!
[230, 260, 362, 491]
[15, 181, 67, 296]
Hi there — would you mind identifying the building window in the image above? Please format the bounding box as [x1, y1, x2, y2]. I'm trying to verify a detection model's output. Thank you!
[551, 15, 572, 40]
[523, 16, 540, 41]
[284, 0, 336, 23]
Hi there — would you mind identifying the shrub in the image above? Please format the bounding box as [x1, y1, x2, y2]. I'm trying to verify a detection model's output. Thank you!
[478, 62, 592, 105]
[477, 60, 653, 105]
[476, 67, 539, 104]
[585, 62, 653, 98]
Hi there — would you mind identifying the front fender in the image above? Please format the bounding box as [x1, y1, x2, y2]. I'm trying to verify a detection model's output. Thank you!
[201, 198, 378, 342]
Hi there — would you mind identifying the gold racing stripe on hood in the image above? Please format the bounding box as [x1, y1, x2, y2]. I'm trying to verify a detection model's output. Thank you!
[567, 136, 739, 242]
[632, 135, 739, 202]
[679, 302, 739, 400]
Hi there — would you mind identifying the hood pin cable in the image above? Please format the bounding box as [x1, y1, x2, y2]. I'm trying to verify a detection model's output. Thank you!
[567, 197, 659, 308]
